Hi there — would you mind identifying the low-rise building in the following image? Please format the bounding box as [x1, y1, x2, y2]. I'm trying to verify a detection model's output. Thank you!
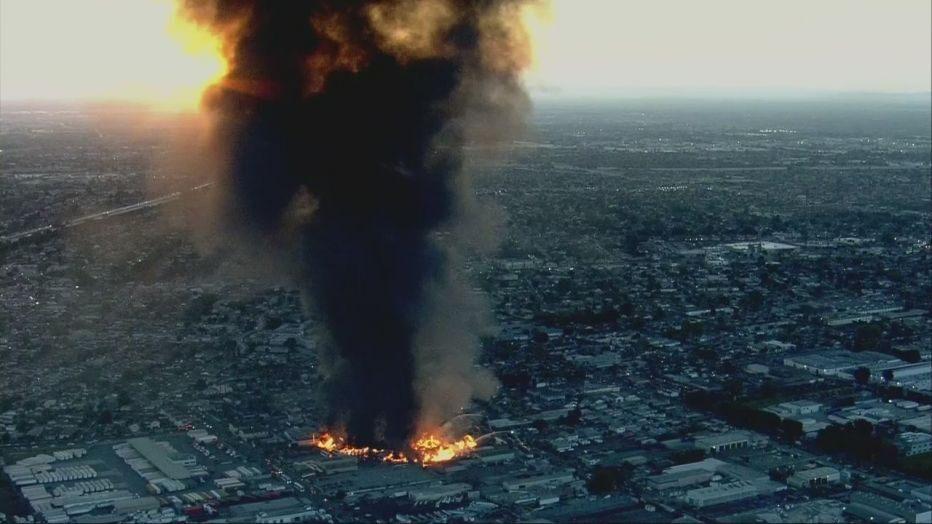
[777, 400, 822, 416]
[502, 470, 575, 492]
[648, 469, 714, 491]
[695, 431, 752, 453]
[787, 466, 841, 489]
[225, 497, 324, 523]
[684, 481, 759, 508]
[408, 482, 472, 503]
[851, 491, 932, 524]
[297, 455, 359, 475]
[896, 432, 932, 457]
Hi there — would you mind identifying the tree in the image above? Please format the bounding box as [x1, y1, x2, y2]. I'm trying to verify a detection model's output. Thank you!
[816, 425, 846, 454]
[116, 390, 131, 407]
[781, 419, 804, 442]
[671, 449, 706, 465]
[630, 316, 646, 331]
[587, 467, 618, 494]
[723, 379, 744, 400]
[587, 464, 634, 495]
[623, 232, 643, 256]
[681, 320, 704, 340]
[652, 306, 666, 320]
[183, 293, 218, 325]
[851, 419, 873, 436]
[744, 290, 765, 310]
[97, 410, 113, 425]
[853, 367, 871, 385]
[531, 329, 549, 344]
[15, 418, 31, 434]
[853, 323, 883, 352]
[758, 411, 782, 434]
[562, 407, 583, 427]
[500, 370, 532, 390]
[816, 419, 892, 464]
[769, 465, 794, 482]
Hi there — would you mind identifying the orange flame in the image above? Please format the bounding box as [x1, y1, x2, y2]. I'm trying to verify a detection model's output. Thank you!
[312, 433, 339, 452]
[306, 431, 478, 465]
[413, 434, 478, 464]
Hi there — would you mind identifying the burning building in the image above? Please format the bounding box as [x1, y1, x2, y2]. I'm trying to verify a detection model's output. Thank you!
[305, 431, 479, 465]
[178, 0, 536, 452]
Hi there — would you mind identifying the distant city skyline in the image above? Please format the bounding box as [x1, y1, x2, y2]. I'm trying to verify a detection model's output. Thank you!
[1, 0, 930, 107]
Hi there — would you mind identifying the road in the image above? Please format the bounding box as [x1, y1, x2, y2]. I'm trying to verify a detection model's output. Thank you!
[0, 183, 212, 247]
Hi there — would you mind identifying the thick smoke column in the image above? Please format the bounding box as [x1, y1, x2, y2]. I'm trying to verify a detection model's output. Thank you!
[180, 0, 534, 448]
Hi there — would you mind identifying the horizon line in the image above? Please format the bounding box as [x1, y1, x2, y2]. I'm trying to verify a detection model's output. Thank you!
[1, 88, 930, 112]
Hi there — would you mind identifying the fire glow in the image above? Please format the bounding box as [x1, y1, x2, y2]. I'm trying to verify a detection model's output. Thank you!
[306, 432, 478, 466]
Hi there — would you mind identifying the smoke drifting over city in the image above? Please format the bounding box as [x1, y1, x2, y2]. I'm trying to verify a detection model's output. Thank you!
[179, 0, 534, 448]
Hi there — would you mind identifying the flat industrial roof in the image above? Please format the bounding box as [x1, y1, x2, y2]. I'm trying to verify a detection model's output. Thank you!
[127, 437, 192, 480]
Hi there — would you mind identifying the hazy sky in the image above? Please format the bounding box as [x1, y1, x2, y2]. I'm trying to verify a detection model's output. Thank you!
[1, 0, 930, 106]
[525, 0, 932, 96]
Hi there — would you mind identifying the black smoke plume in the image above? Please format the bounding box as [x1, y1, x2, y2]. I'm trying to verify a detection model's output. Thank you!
[180, 0, 534, 447]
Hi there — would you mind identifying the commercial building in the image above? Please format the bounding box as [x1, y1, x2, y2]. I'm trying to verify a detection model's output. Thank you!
[408, 482, 472, 503]
[787, 467, 841, 489]
[783, 351, 901, 378]
[225, 497, 324, 523]
[648, 469, 714, 491]
[695, 431, 752, 454]
[896, 432, 932, 457]
[502, 470, 575, 492]
[684, 481, 759, 508]
[881, 362, 932, 381]
[298, 455, 359, 475]
[776, 400, 822, 416]
[127, 437, 197, 480]
[850, 491, 932, 524]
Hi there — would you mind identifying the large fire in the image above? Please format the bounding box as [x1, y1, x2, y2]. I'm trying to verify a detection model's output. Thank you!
[305, 432, 478, 466]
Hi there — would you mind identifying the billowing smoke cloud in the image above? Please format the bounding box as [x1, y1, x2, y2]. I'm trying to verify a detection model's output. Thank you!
[180, 0, 534, 448]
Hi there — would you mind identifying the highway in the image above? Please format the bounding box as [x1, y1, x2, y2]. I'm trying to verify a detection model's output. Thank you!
[0, 183, 212, 247]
